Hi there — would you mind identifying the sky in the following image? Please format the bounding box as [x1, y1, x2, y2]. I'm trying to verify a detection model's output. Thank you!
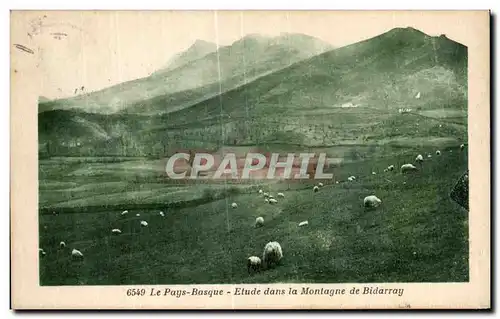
[10, 10, 478, 100]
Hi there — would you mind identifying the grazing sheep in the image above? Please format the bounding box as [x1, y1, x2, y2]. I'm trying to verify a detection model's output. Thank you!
[59, 241, 66, 248]
[111, 229, 122, 234]
[71, 249, 83, 258]
[277, 192, 285, 198]
[415, 154, 424, 163]
[39, 248, 46, 256]
[231, 202, 238, 209]
[140, 221, 148, 227]
[247, 256, 262, 273]
[121, 210, 128, 215]
[387, 165, 395, 171]
[318, 182, 324, 187]
[159, 211, 165, 217]
[313, 186, 319, 192]
[268, 195, 275, 199]
[436, 150, 441, 156]
[298, 221, 309, 227]
[401, 163, 418, 173]
[336, 181, 339, 184]
[364, 195, 382, 208]
[269, 198, 278, 205]
[372, 172, 377, 175]
[264, 198, 269, 203]
[52, 211, 57, 216]
[460, 144, 465, 150]
[255, 217, 264, 228]
[262, 241, 283, 269]
[258, 189, 263, 195]
[136, 213, 141, 217]
[347, 176, 355, 182]
[427, 154, 432, 158]
[263, 192, 269, 198]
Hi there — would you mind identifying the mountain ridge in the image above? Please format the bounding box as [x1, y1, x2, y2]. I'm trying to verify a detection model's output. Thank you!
[38, 33, 334, 115]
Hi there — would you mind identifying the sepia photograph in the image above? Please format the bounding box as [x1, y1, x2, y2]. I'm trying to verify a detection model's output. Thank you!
[10, 9, 490, 309]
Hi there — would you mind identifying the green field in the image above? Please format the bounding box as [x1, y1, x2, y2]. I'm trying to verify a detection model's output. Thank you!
[37, 27, 468, 285]
[39, 143, 468, 285]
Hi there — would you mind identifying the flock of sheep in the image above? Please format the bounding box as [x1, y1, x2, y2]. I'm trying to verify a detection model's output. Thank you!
[241, 143, 466, 274]
[40, 143, 466, 276]
[40, 209, 166, 260]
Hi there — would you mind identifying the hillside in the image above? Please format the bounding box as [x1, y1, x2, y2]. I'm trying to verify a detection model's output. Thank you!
[38, 27, 467, 158]
[38, 33, 334, 115]
[157, 39, 217, 73]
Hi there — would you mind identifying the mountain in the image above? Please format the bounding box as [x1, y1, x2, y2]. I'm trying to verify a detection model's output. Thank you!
[165, 27, 467, 118]
[39, 27, 467, 157]
[156, 39, 217, 73]
[38, 33, 334, 115]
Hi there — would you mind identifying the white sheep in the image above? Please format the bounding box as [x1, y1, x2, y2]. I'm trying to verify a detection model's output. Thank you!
[277, 192, 285, 198]
[387, 165, 395, 171]
[159, 211, 165, 217]
[460, 144, 465, 150]
[364, 195, 382, 208]
[121, 210, 128, 215]
[415, 154, 424, 163]
[247, 256, 262, 273]
[372, 172, 377, 175]
[136, 213, 141, 217]
[269, 198, 278, 205]
[255, 217, 264, 228]
[111, 228, 122, 234]
[313, 186, 319, 192]
[71, 249, 83, 258]
[436, 150, 441, 155]
[401, 163, 418, 173]
[298, 220, 309, 227]
[262, 241, 283, 269]
[231, 202, 238, 209]
[427, 154, 432, 158]
[347, 176, 355, 182]
[264, 198, 269, 203]
[59, 241, 66, 248]
[318, 182, 324, 187]
[39, 248, 46, 256]
[263, 192, 269, 198]
[268, 195, 275, 199]
[140, 221, 148, 227]
[258, 189, 263, 195]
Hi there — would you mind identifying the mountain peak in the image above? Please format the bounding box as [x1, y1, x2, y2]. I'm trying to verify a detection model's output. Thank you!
[384, 26, 430, 38]
[189, 39, 217, 50]
[155, 39, 217, 74]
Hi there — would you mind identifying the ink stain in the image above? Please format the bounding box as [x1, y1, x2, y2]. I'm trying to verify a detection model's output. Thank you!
[13, 44, 34, 54]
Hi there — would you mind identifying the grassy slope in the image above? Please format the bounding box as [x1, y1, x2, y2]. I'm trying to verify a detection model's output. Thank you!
[39, 145, 468, 285]
[38, 28, 469, 285]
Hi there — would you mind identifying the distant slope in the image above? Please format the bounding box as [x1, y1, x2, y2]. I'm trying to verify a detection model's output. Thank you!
[38, 33, 334, 115]
[157, 39, 217, 73]
[39, 96, 51, 103]
[39, 27, 467, 157]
